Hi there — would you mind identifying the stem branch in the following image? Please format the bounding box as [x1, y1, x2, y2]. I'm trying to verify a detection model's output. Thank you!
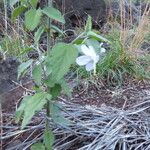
[46, 0, 53, 129]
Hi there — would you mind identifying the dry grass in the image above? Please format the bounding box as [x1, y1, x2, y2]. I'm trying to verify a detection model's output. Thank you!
[119, 0, 150, 59]
[0, 5, 34, 58]
[1, 97, 150, 150]
[129, 9, 150, 56]
[106, 0, 150, 58]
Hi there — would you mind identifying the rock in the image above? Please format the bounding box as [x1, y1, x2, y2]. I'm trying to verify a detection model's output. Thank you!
[1, 81, 33, 112]
[0, 57, 31, 111]
[55, 0, 107, 29]
[0, 57, 20, 93]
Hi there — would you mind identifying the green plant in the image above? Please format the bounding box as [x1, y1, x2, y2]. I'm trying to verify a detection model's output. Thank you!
[70, 16, 110, 81]
[10, 0, 77, 149]
[10, 0, 109, 149]
[96, 31, 133, 86]
[75, 26, 150, 87]
[97, 28, 150, 86]
[0, 35, 29, 58]
[75, 0, 150, 87]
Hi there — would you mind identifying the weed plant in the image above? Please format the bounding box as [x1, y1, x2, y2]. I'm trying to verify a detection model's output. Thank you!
[75, 0, 150, 87]
[1, 0, 150, 149]
[97, 31, 135, 86]
[0, 35, 27, 58]
[97, 30, 150, 86]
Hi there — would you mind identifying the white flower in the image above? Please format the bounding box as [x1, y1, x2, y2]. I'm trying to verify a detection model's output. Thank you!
[76, 45, 99, 73]
[100, 48, 106, 53]
[100, 43, 106, 53]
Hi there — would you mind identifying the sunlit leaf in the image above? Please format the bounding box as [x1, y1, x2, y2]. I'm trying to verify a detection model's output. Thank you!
[87, 31, 110, 43]
[30, 0, 39, 8]
[85, 15, 92, 33]
[46, 43, 78, 82]
[25, 9, 42, 31]
[11, 5, 27, 21]
[16, 92, 51, 128]
[31, 143, 45, 150]
[44, 129, 54, 150]
[32, 64, 42, 85]
[34, 26, 45, 44]
[42, 7, 65, 24]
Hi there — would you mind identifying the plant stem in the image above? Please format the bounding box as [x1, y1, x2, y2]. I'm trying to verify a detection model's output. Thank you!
[3, 0, 8, 35]
[47, 0, 53, 52]
[46, 0, 53, 129]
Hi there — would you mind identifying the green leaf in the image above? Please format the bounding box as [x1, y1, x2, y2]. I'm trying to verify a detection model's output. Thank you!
[46, 43, 78, 82]
[51, 25, 64, 35]
[87, 31, 110, 43]
[18, 59, 33, 79]
[9, 0, 19, 7]
[50, 84, 62, 99]
[59, 80, 72, 97]
[25, 9, 42, 31]
[42, 7, 65, 24]
[85, 39, 100, 53]
[85, 15, 92, 33]
[30, 0, 39, 8]
[20, 0, 28, 5]
[32, 64, 42, 85]
[50, 102, 71, 127]
[44, 129, 54, 150]
[72, 32, 85, 44]
[31, 143, 45, 150]
[72, 39, 84, 45]
[34, 26, 45, 44]
[16, 92, 51, 128]
[11, 5, 27, 21]
[15, 96, 29, 123]
[44, 76, 55, 88]
[45, 59, 52, 76]
[18, 46, 33, 56]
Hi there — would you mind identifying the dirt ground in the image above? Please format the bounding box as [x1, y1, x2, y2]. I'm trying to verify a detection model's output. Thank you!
[69, 79, 150, 109]
[1, 78, 150, 149]
[2, 78, 150, 112]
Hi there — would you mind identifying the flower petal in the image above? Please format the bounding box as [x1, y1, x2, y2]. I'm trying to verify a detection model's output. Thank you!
[76, 56, 91, 66]
[85, 62, 94, 71]
[89, 46, 97, 58]
[81, 45, 96, 58]
[100, 48, 106, 53]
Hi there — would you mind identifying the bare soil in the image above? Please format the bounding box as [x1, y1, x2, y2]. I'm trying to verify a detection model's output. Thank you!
[69, 79, 150, 109]
[1, 78, 150, 149]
